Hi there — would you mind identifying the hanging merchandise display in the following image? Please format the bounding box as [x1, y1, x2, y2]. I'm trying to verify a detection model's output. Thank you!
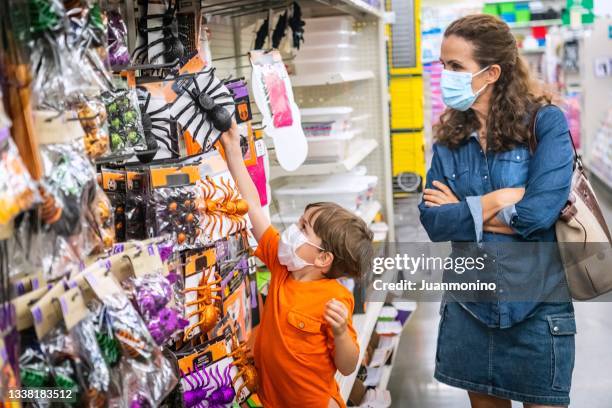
[250, 50, 306, 171]
[0, 0, 269, 405]
[0, 0, 397, 406]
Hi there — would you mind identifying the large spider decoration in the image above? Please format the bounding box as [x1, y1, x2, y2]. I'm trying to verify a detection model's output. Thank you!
[183, 267, 222, 340]
[229, 329, 258, 398]
[196, 176, 249, 240]
[170, 67, 235, 152]
[132, 0, 186, 65]
[155, 188, 202, 248]
[137, 88, 180, 163]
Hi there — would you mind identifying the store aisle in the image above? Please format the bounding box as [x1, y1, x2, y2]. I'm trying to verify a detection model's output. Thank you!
[388, 184, 612, 408]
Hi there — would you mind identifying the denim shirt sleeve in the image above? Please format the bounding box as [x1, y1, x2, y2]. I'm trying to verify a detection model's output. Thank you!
[419, 143, 480, 242]
[503, 106, 574, 240]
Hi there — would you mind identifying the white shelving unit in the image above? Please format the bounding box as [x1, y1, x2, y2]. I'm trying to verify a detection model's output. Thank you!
[207, 2, 398, 404]
[278, 6, 395, 241]
[291, 70, 375, 87]
[269, 139, 379, 180]
[270, 200, 380, 225]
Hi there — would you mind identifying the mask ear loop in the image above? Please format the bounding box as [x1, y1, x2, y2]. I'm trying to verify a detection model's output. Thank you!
[472, 65, 492, 97]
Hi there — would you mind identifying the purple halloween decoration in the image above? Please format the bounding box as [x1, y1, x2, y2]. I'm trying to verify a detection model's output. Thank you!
[108, 10, 130, 67]
[132, 274, 185, 345]
[181, 367, 213, 408]
[135, 276, 173, 318]
[208, 365, 236, 406]
[148, 307, 188, 345]
[157, 241, 174, 263]
[129, 392, 151, 408]
[181, 364, 236, 408]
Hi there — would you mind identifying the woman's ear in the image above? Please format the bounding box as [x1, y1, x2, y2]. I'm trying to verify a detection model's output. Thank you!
[316, 251, 334, 270]
[487, 64, 502, 84]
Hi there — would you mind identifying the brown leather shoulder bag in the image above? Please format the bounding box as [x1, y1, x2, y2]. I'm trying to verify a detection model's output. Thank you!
[530, 105, 612, 300]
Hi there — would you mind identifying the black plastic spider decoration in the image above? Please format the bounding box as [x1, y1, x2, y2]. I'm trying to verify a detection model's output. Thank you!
[170, 67, 235, 152]
[132, 0, 186, 65]
[137, 88, 180, 163]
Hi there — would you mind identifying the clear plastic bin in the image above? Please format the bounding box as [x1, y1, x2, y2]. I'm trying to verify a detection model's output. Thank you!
[294, 57, 355, 75]
[304, 16, 355, 32]
[274, 173, 378, 213]
[303, 30, 357, 47]
[305, 131, 356, 162]
[295, 44, 357, 61]
[301, 106, 353, 136]
[301, 106, 353, 120]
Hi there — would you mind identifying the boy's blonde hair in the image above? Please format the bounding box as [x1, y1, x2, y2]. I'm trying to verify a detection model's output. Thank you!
[305, 202, 374, 279]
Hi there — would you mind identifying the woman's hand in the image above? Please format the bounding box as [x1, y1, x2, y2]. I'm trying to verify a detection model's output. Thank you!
[423, 181, 459, 207]
[483, 216, 515, 235]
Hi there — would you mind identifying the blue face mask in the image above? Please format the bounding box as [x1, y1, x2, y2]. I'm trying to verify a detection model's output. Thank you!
[441, 66, 490, 111]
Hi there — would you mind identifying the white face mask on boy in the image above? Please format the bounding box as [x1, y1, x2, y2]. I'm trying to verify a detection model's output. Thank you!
[278, 224, 324, 271]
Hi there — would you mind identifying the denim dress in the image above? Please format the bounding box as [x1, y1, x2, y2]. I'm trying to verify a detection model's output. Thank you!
[418, 105, 576, 405]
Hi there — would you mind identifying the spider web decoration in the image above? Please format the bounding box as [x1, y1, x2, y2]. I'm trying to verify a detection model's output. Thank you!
[169, 68, 235, 153]
[137, 87, 180, 162]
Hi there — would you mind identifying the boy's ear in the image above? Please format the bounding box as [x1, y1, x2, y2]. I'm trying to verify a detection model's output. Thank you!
[316, 251, 334, 270]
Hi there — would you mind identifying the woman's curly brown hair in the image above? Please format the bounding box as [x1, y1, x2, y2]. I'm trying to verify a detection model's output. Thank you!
[434, 14, 551, 152]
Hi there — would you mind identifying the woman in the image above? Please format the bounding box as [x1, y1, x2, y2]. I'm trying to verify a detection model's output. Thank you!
[418, 14, 575, 408]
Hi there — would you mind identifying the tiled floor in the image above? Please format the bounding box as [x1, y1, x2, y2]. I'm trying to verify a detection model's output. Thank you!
[388, 178, 612, 407]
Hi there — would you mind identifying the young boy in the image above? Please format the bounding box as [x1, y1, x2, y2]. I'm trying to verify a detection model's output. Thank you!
[220, 122, 374, 407]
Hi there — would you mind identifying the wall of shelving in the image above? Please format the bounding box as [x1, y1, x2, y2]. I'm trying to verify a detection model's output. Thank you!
[205, 5, 394, 240]
[206, 2, 399, 403]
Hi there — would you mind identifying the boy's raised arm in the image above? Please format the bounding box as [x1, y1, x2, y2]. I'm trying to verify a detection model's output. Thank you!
[220, 121, 270, 241]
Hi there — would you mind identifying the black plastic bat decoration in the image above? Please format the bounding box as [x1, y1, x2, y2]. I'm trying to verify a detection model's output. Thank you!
[272, 11, 288, 49]
[254, 17, 269, 50]
[288, 2, 305, 49]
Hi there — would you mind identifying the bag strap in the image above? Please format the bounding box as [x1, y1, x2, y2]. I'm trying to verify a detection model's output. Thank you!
[528, 104, 582, 171]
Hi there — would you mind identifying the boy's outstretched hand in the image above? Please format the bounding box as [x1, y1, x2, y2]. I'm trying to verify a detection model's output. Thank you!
[219, 120, 241, 151]
[325, 299, 349, 336]
[220, 120, 270, 241]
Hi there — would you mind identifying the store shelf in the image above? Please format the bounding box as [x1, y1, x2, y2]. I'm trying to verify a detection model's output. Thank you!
[291, 70, 375, 87]
[315, 0, 383, 18]
[270, 138, 379, 180]
[340, 0, 383, 18]
[271, 200, 380, 225]
[507, 19, 562, 28]
[378, 365, 393, 390]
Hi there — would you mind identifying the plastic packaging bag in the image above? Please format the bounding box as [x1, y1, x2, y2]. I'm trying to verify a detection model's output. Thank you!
[40, 142, 97, 238]
[102, 89, 148, 155]
[125, 171, 147, 240]
[129, 274, 188, 346]
[39, 317, 115, 407]
[85, 185, 116, 253]
[99, 291, 178, 406]
[107, 9, 130, 68]
[30, 0, 105, 110]
[78, 100, 110, 159]
[152, 185, 202, 250]
[0, 127, 39, 226]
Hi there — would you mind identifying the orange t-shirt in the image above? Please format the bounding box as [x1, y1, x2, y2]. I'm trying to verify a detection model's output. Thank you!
[253, 225, 359, 408]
